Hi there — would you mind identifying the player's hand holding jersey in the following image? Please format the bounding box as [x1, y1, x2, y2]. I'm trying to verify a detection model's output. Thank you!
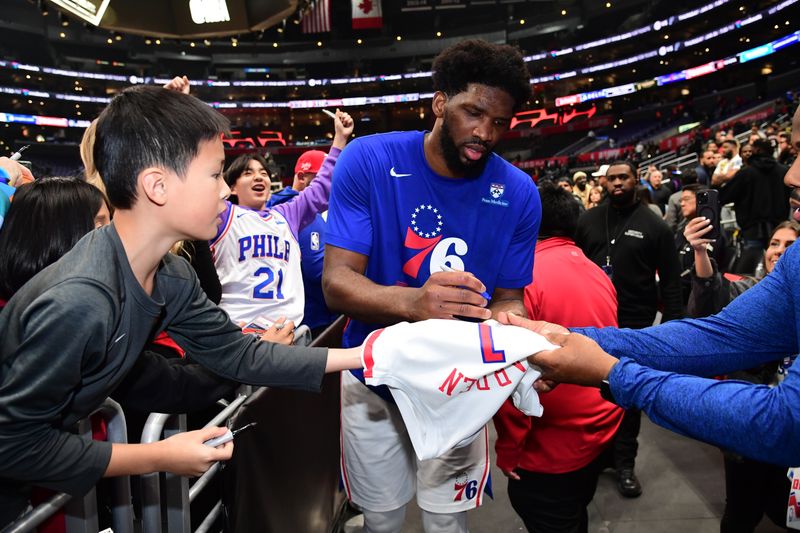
[410, 270, 491, 321]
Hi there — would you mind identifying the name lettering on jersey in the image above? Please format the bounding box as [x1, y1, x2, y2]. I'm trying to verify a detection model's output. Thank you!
[479, 323, 506, 363]
[238, 234, 291, 263]
[437, 361, 526, 397]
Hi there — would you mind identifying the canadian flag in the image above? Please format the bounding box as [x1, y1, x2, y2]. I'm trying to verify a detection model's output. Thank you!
[352, 0, 382, 29]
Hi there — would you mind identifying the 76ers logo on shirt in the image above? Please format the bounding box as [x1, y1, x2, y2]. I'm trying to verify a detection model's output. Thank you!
[453, 472, 479, 502]
[402, 204, 444, 278]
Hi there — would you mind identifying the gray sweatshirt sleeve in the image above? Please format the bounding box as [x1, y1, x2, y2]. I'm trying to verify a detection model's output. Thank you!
[161, 260, 329, 390]
[0, 282, 113, 495]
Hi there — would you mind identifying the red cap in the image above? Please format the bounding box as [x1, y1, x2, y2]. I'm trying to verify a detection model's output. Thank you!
[294, 150, 327, 175]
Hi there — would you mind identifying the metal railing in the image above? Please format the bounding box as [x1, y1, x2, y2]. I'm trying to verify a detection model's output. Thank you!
[1, 399, 133, 533]
[4, 321, 334, 533]
[639, 152, 698, 179]
[735, 130, 750, 146]
[140, 393, 252, 533]
[639, 151, 676, 177]
[656, 153, 699, 173]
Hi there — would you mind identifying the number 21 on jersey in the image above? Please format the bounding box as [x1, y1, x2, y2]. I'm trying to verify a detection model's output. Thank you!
[252, 267, 285, 299]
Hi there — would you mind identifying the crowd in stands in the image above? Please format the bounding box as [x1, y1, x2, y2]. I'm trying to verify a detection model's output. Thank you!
[1, 38, 799, 533]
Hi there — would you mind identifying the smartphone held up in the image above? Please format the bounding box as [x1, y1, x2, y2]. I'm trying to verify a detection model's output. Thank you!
[695, 189, 721, 240]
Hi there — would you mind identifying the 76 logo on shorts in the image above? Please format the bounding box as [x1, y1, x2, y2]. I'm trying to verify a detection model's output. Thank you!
[453, 472, 478, 502]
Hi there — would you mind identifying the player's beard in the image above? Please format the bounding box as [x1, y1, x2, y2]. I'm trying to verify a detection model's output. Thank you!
[439, 112, 492, 178]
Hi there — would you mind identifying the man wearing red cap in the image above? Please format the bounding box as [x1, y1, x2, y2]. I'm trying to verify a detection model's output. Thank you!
[268, 150, 328, 207]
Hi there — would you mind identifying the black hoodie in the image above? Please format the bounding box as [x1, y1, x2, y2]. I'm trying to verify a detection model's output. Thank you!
[719, 155, 790, 241]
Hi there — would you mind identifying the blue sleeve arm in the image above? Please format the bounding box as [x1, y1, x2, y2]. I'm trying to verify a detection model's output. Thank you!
[609, 358, 800, 466]
[574, 245, 798, 376]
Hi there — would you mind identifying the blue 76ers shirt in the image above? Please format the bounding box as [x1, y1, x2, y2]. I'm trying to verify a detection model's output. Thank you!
[327, 130, 541, 360]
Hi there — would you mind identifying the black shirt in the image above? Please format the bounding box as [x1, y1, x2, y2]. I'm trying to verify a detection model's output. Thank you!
[576, 202, 684, 328]
[718, 156, 789, 241]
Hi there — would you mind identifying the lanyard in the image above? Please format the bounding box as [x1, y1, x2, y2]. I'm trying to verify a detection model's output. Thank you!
[604, 203, 642, 269]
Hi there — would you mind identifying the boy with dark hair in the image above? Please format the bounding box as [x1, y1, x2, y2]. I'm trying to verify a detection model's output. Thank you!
[0, 85, 362, 527]
[324, 39, 539, 532]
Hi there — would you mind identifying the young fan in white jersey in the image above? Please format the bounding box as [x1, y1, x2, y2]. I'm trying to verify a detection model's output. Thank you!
[211, 111, 353, 340]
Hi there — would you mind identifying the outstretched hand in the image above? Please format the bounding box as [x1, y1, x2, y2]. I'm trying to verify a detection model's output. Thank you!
[498, 312, 617, 388]
[496, 311, 570, 336]
[528, 331, 619, 387]
[497, 312, 565, 392]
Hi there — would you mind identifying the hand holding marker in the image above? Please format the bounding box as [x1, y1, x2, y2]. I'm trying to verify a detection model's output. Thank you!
[440, 264, 492, 302]
[10, 145, 28, 161]
[203, 422, 258, 447]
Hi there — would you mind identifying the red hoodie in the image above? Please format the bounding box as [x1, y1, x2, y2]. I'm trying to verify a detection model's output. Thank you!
[493, 237, 624, 474]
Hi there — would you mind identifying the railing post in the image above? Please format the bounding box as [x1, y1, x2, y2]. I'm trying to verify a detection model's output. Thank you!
[164, 415, 190, 533]
[96, 399, 134, 533]
[140, 413, 173, 533]
[139, 394, 253, 533]
[64, 419, 99, 533]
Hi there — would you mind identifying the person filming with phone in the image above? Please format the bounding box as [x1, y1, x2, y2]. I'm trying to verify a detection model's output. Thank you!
[717, 138, 791, 275]
[674, 184, 727, 306]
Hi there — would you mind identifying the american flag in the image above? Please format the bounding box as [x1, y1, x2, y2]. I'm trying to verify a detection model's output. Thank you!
[301, 0, 331, 34]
